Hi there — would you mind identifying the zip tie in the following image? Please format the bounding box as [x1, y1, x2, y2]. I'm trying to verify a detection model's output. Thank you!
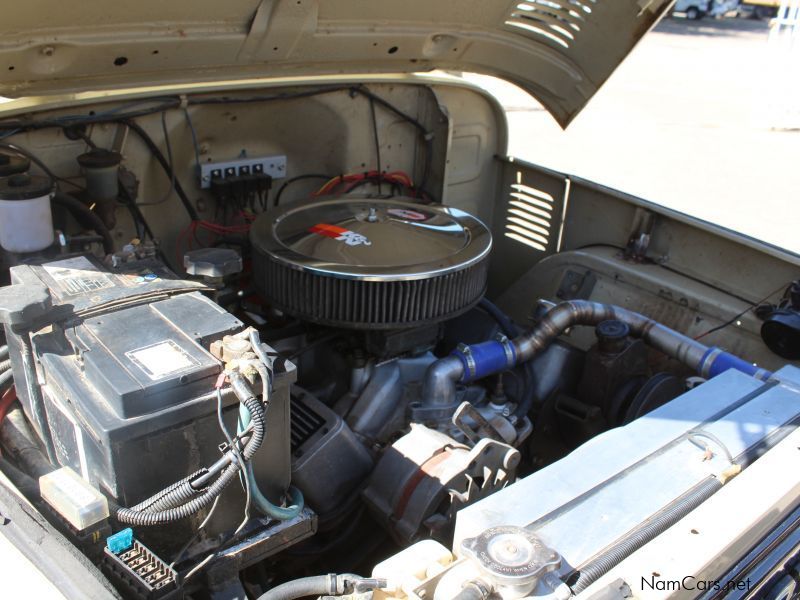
[179, 94, 189, 110]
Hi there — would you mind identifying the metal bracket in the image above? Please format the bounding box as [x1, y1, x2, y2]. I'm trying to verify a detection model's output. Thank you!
[452, 401, 508, 445]
[625, 207, 656, 261]
[556, 269, 596, 301]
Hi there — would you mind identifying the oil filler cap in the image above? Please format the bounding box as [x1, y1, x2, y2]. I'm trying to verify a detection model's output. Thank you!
[184, 247, 243, 279]
[461, 525, 560, 597]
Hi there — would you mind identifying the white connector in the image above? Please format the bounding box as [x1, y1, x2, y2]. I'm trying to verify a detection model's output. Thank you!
[39, 466, 109, 531]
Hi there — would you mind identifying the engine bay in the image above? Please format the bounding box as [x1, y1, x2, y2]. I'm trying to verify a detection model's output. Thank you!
[0, 80, 798, 599]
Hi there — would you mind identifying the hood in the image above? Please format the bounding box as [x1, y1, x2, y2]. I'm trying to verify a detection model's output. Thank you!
[0, 0, 670, 127]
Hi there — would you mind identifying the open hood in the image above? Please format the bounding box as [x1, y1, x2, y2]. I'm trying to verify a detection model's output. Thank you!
[0, 0, 670, 127]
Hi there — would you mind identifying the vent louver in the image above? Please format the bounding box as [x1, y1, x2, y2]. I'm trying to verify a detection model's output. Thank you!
[504, 179, 556, 252]
[505, 0, 596, 49]
[290, 394, 326, 451]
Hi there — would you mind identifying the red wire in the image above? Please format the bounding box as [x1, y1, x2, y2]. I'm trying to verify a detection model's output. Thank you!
[0, 386, 17, 428]
[315, 170, 416, 196]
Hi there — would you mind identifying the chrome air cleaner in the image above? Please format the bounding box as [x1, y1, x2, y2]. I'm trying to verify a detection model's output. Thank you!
[250, 197, 492, 329]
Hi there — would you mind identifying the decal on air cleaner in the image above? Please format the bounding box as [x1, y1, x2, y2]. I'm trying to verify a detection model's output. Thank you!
[387, 208, 427, 221]
[309, 223, 372, 246]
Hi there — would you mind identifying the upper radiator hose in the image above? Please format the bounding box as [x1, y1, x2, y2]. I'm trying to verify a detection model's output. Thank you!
[422, 300, 772, 409]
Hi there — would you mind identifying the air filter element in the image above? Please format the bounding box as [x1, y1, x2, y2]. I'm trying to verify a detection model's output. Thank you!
[250, 197, 491, 329]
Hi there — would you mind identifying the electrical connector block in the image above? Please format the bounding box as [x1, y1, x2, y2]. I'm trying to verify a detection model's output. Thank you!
[104, 538, 179, 599]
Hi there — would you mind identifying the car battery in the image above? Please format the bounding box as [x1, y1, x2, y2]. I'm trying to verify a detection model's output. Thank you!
[1, 254, 293, 551]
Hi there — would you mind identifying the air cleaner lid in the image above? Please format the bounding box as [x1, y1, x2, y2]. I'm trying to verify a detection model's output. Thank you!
[250, 197, 492, 281]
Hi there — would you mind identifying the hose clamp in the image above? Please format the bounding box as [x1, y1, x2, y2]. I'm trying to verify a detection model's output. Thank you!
[457, 343, 477, 379]
[494, 334, 516, 368]
[699, 346, 723, 379]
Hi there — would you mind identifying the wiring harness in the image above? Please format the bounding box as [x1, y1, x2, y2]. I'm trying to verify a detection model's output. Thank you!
[114, 370, 264, 527]
[114, 331, 303, 528]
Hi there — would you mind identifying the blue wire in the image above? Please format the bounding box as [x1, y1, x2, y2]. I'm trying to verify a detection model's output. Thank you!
[238, 401, 304, 520]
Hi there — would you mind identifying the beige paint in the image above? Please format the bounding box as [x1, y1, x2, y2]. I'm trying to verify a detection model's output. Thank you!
[4, 79, 505, 262]
[492, 159, 800, 371]
[0, 0, 671, 126]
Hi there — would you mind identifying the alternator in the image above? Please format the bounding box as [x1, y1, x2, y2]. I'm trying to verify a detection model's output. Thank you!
[362, 424, 519, 543]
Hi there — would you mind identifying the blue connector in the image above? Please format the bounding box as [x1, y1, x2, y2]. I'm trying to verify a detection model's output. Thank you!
[106, 528, 134, 555]
[452, 338, 517, 383]
[699, 347, 772, 381]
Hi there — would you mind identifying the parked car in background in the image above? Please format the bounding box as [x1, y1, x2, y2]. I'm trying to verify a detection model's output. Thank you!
[740, 0, 781, 18]
[672, 0, 713, 19]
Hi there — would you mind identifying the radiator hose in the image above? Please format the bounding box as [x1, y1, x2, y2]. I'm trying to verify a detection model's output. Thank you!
[257, 573, 386, 600]
[478, 298, 536, 419]
[422, 300, 773, 411]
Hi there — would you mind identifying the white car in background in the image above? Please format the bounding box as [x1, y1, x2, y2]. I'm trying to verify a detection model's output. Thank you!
[672, 0, 713, 19]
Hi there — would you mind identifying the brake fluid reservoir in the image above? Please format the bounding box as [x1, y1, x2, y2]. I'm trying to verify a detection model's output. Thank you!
[0, 173, 54, 253]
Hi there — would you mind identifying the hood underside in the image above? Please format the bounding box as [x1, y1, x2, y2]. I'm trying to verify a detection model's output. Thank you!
[0, 0, 670, 127]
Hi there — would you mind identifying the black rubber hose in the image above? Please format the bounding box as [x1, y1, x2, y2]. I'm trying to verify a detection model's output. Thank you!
[121, 119, 199, 221]
[257, 575, 338, 600]
[0, 456, 41, 497]
[0, 405, 57, 478]
[478, 298, 536, 419]
[453, 581, 491, 600]
[0, 142, 60, 183]
[117, 176, 155, 241]
[478, 298, 518, 338]
[515, 365, 538, 419]
[570, 477, 723, 594]
[52, 192, 115, 254]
